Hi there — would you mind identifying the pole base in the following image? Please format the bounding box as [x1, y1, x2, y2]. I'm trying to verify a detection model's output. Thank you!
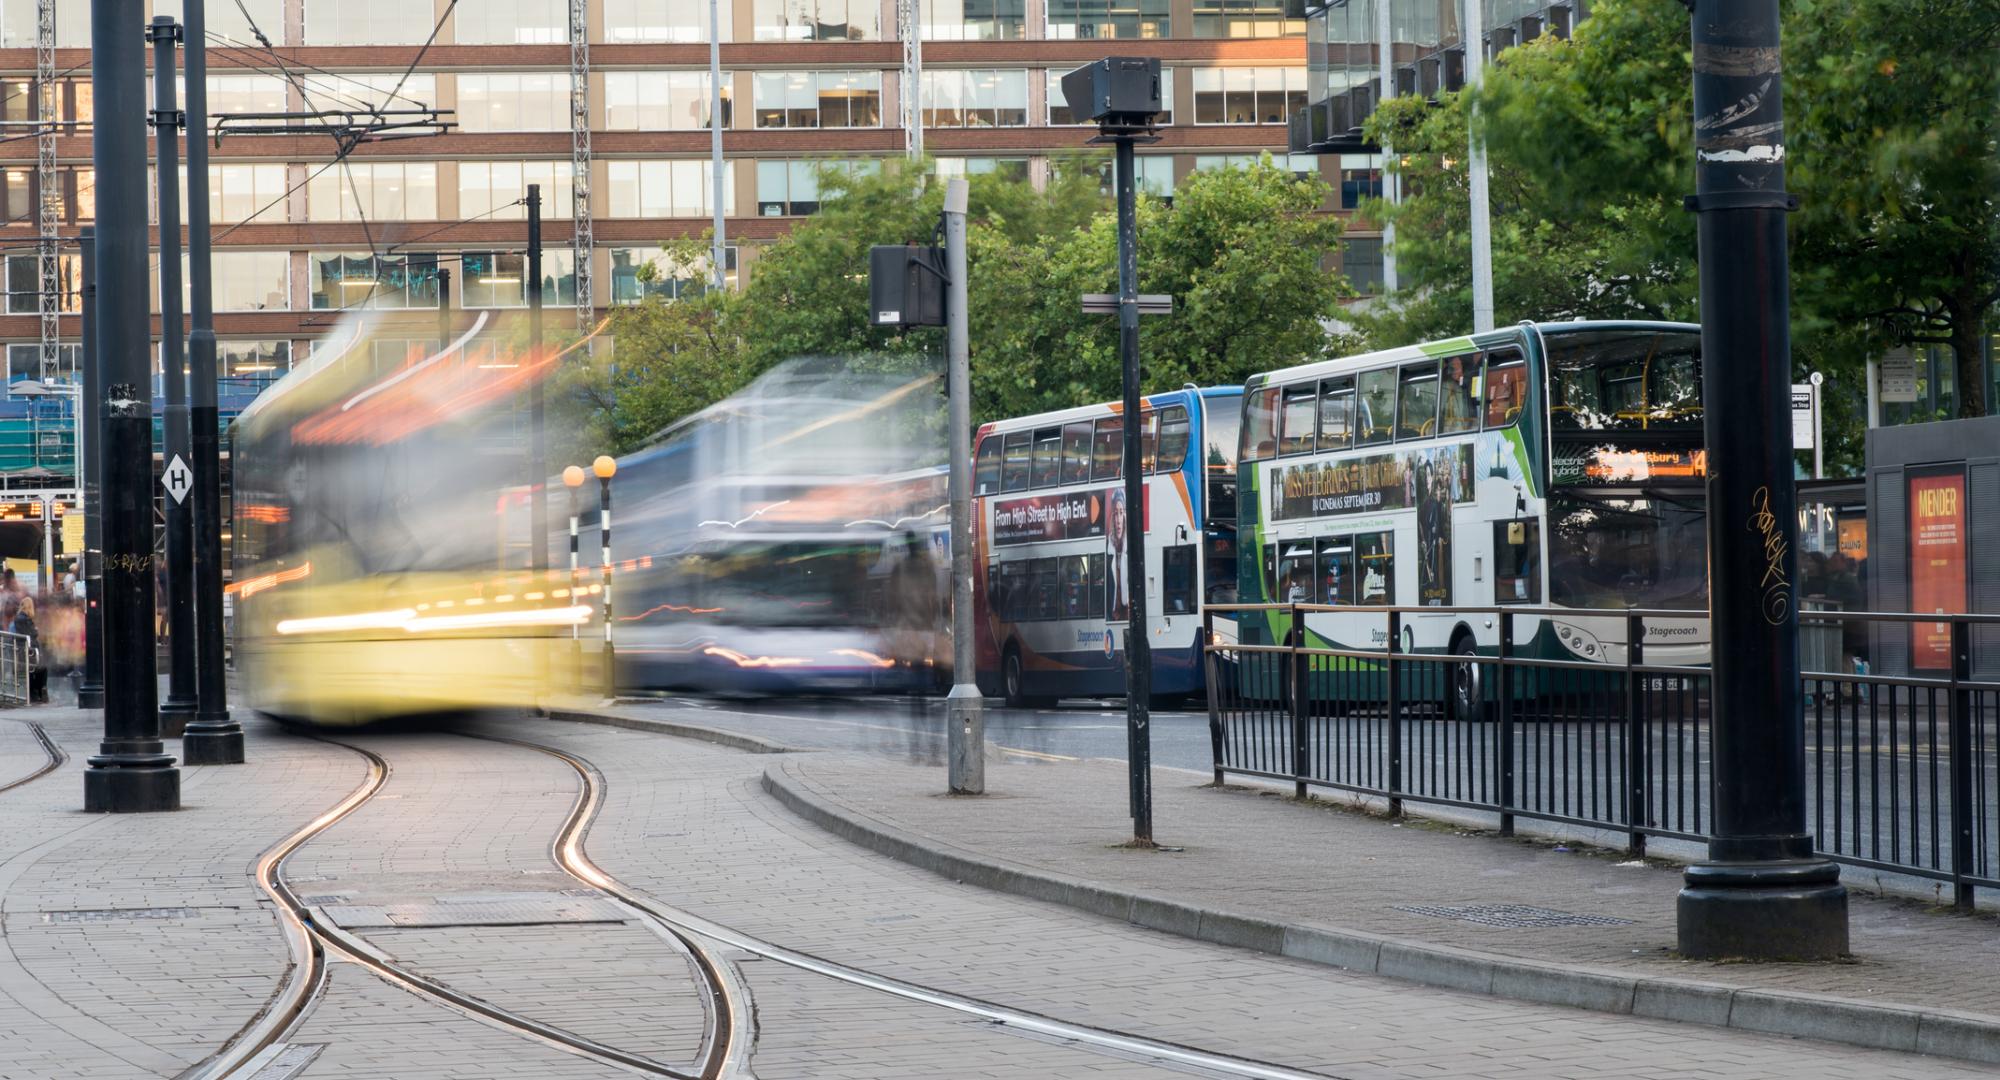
[83, 762, 181, 813]
[1677, 859, 1849, 961]
[76, 683, 105, 709]
[182, 718, 244, 766]
[945, 685, 985, 795]
[159, 700, 197, 738]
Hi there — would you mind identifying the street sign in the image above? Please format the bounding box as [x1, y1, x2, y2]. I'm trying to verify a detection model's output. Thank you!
[1880, 347, 1919, 403]
[1791, 384, 1815, 448]
[61, 512, 83, 550]
[163, 454, 193, 504]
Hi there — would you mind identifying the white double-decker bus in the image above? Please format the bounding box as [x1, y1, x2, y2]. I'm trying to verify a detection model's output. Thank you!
[1233, 321, 1710, 719]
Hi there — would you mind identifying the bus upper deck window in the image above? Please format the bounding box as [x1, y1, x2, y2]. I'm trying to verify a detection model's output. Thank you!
[1318, 377, 1354, 450]
[1001, 431, 1032, 492]
[1092, 417, 1122, 480]
[1278, 385, 1317, 455]
[1484, 355, 1527, 428]
[1031, 427, 1062, 488]
[1060, 422, 1093, 485]
[1397, 363, 1439, 441]
[975, 435, 1001, 495]
[1139, 411, 1160, 474]
[1439, 353, 1480, 434]
[1356, 370, 1396, 445]
[1241, 386, 1279, 461]
[1157, 406, 1190, 472]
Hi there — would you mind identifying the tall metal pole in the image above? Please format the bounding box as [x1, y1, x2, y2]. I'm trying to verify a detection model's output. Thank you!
[77, 225, 104, 710]
[565, 467, 583, 692]
[84, 0, 179, 813]
[1462, 0, 1493, 332]
[527, 185, 549, 575]
[437, 267, 452, 354]
[595, 458, 616, 698]
[1676, 0, 1847, 960]
[150, 15, 197, 738]
[1376, 0, 1397, 293]
[941, 177, 984, 795]
[180, 0, 242, 764]
[708, 0, 727, 291]
[1115, 135, 1153, 845]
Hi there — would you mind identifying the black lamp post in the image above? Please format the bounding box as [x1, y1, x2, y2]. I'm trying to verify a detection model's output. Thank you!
[593, 455, 617, 698]
[564, 464, 586, 692]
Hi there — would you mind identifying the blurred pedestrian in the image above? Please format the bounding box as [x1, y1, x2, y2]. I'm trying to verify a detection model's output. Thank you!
[2, 596, 45, 702]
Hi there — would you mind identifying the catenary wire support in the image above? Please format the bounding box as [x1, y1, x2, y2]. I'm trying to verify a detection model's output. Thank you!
[901, 0, 922, 160]
[569, 0, 594, 328]
[35, 0, 60, 383]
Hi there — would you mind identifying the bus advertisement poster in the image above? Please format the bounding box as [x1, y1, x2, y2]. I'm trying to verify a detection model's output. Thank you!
[1907, 466, 1968, 672]
[1270, 442, 1473, 522]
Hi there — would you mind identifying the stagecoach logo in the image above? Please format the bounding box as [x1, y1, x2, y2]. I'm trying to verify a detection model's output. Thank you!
[1104, 629, 1117, 661]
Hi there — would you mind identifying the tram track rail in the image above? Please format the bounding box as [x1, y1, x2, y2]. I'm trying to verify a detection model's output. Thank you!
[0, 722, 65, 795]
[194, 736, 737, 1080]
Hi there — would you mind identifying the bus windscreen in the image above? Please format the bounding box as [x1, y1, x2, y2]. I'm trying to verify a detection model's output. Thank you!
[1546, 331, 1702, 432]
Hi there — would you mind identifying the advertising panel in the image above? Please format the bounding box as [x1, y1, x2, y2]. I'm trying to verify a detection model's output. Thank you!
[1907, 467, 1968, 672]
[1270, 441, 1474, 522]
[992, 490, 1105, 547]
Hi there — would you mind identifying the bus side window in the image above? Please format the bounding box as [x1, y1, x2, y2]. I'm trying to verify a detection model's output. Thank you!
[1162, 545, 1196, 615]
[1356, 370, 1396, 445]
[1494, 518, 1541, 603]
[1060, 555, 1087, 617]
[975, 436, 1001, 495]
[1093, 418, 1123, 480]
[1397, 363, 1439, 441]
[1060, 422, 1094, 485]
[1085, 553, 1106, 618]
[1483, 353, 1527, 428]
[1032, 557, 1059, 619]
[1278, 384, 1317, 455]
[1439, 353, 1480, 434]
[1140, 411, 1159, 473]
[1318, 376, 1354, 451]
[1242, 386, 1280, 461]
[1031, 427, 1062, 488]
[1357, 531, 1394, 605]
[1157, 406, 1189, 472]
[1001, 431, 1032, 492]
[1316, 536, 1355, 605]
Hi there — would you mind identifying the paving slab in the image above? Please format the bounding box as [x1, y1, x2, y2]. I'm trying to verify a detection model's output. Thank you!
[760, 749, 2000, 1065]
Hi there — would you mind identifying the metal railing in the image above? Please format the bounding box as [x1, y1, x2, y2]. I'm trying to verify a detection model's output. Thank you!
[1203, 603, 2000, 907]
[0, 630, 30, 705]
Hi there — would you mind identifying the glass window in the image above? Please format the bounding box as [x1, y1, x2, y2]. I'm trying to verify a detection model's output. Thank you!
[1277, 384, 1316, 455]
[1439, 353, 1480, 433]
[196, 75, 288, 116]
[304, 0, 436, 44]
[1000, 431, 1032, 491]
[1192, 152, 1320, 180]
[923, 0, 1026, 39]
[1191, 67, 1304, 125]
[608, 246, 739, 302]
[934, 157, 1031, 182]
[1162, 545, 1196, 615]
[1547, 331, 1703, 431]
[1397, 363, 1439, 440]
[454, 0, 569, 43]
[754, 158, 878, 216]
[209, 164, 289, 224]
[1047, 68, 1172, 124]
[200, 250, 289, 312]
[1033, 557, 1059, 619]
[605, 71, 731, 130]
[1031, 427, 1062, 487]
[458, 161, 574, 221]
[308, 252, 440, 310]
[1060, 555, 1088, 617]
[1493, 519, 1540, 604]
[1060, 422, 1093, 485]
[305, 162, 439, 221]
[922, 70, 1029, 128]
[4, 253, 81, 314]
[308, 73, 438, 115]
[975, 436, 1001, 495]
[1356, 531, 1393, 605]
[754, 71, 881, 128]
[1085, 552, 1106, 617]
[1547, 492, 1708, 609]
[605, 0, 733, 40]
[1241, 385, 1278, 461]
[459, 250, 579, 308]
[1342, 235, 1384, 294]
[456, 73, 567, 132]
[1045, 0, 1169, 38]
[1317, 376, 1353, 449]
[1092, 417, 1122, 480]
[1191, 0, 1302, 38]
[1277, 542, 1315, 603]
[155, 0, 285, 44]
[1157, 406, 1189, 472]
[1355, 369, 1395, 445]
[1484, 354, 1528, 428]
[607, 160, 736, 218]
[217, 340, 292, 390]
[754, 0, 879, 40]
[1315, 536, 1355, 605]
[1338, 153, 1382, 209]
[1139, 410, 1159, 473]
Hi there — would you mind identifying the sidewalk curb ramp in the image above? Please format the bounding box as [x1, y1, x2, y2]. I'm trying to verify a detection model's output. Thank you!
[546, 707, 801, 755]
[760, 759, 2000, 1067]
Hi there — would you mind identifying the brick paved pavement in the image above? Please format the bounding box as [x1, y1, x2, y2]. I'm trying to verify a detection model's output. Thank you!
[503, 714, 1996, 1078]
[771, 750, 2000, 1023]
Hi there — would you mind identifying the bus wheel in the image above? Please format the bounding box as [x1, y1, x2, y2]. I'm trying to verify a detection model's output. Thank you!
[1451, 634, 1490, 724]
[1002, 646, 1048, 709]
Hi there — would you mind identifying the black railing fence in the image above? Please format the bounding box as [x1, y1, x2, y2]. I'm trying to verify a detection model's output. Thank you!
[1203, 604, 2000, 907]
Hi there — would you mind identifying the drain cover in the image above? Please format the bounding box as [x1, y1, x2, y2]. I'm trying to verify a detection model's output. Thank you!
[1391, 904, 1634, 928]
[44, 907, 199, 923]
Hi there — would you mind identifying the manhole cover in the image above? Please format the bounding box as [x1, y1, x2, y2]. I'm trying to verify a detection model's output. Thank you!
[1391, 904, 1634, 928]
[44, 907, 199, 923]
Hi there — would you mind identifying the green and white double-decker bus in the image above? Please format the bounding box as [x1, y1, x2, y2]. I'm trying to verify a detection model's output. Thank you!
[1231, 321, 1710, 719]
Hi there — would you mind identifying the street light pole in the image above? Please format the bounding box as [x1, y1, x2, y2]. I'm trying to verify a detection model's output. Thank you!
[527, 184, 549, 577]
[563, 465, 585, 692]
[1676, 0, 1848, 960]
[77, 225, 104, 710]
[149, 16, 198, 738]
[593, 455, 617, 698]
[941, 177, 983, 795]
[84, 0, 179, 813]
[1113, 131, 1153, 846]
[180, 0, 242, 765]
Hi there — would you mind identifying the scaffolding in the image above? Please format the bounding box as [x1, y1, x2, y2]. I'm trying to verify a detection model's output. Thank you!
[35, 0, 62, 384]
[569, 0, 594, 328]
